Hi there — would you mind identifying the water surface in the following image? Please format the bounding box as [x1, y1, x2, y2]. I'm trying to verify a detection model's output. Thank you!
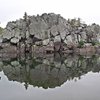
[0, 54, 100, 100]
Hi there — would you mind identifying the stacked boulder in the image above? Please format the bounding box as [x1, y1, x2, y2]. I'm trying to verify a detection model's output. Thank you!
[0, 13, 100, 53]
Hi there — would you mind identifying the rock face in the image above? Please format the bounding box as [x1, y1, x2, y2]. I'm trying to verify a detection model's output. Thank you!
[0, 13, 100, 53]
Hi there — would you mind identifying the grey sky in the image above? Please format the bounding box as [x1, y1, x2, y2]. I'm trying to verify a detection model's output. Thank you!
[0, 0, 100, 27]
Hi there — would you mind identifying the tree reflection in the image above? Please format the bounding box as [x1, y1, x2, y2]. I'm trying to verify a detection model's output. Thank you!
[0, 53, 100, 89]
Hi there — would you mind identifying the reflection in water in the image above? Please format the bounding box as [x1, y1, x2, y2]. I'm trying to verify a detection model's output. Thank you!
[0, 53, 100, 89]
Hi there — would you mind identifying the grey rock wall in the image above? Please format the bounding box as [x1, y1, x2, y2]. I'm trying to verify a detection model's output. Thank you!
[0, 13, 100, 49]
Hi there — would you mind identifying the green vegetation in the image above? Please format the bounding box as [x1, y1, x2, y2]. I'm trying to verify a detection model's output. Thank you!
[30, 59, 42, 69]
[68, 18, 81, 27]
[78, 40, 85, 48]
[0, 27, 3, 34]
[91, 41, 97, 46]
[91, 41, 100, 46]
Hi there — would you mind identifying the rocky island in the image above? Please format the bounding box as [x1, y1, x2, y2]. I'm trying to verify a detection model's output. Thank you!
[0, 13, 100, 56]
[0, 13, 100, 90]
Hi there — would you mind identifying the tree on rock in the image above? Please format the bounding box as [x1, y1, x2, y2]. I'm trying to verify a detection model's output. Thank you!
[0, 22, 3, 34]
[23, 12, 31, 53]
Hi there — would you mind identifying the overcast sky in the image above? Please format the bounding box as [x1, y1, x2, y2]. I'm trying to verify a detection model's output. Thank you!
[0, 0, 100, 27]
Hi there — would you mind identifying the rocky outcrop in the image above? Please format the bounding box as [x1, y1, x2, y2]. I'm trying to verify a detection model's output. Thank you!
[0, 13, 100, 53]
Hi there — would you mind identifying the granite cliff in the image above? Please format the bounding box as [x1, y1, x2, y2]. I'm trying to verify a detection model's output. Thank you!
[0, 13, 100, 54]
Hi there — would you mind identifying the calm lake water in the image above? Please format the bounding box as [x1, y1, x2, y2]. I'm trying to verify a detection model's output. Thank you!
[0, 53, 100, 100]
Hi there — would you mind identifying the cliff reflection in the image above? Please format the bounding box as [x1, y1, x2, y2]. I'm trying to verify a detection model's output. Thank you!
[0, 53, 100, 89]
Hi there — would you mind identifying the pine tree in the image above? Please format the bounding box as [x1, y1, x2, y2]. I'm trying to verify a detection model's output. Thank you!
[23, 12, 28, 53]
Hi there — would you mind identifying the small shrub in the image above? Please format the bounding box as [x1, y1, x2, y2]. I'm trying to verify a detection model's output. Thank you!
[78, 40, 84, 48]
[0, 27, 3, 34]
[91, 41, 97, 46]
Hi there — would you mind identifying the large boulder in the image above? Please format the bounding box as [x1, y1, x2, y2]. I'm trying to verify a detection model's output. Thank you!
[0, 35, 3, 43]
[42, 39, 50, 46]
[2, 30, 13, 40]
[54, 35, 61, 42]
[50, 25, 58, 36]
[60, 31, 68, 40]
[65, 35, 73, 45]
[10, 37, 19, 44]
